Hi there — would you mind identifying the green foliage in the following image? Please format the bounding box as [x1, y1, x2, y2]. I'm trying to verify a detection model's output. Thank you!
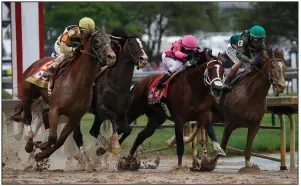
[44, 2, 221, 58]
[44, 2, 141, 44]
[232, 2, 298, 44]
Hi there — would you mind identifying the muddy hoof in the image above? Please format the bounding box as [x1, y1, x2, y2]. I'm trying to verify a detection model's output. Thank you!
[190, 158, 202, 171]
[117, 156, 140, 171]
[200, 156, 218, 172]
[238, 164, 260, 173]
[25, 139, 34, 153]
[34, 152, 46, 162]
[96, 147, 107, 156]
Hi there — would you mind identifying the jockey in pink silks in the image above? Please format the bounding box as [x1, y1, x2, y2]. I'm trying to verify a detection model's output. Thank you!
[156, 35, 202, 88]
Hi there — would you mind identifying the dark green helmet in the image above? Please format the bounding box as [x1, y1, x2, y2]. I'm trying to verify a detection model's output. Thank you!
[249, 25, 266, 38]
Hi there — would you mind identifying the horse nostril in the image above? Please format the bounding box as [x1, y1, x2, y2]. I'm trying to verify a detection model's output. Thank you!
[107, 54, 116, 60]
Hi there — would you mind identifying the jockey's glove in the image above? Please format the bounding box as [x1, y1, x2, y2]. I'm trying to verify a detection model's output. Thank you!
[73, 45, 82, 52]
[185, 54, 193, 61]
[248, 58, 255, 65]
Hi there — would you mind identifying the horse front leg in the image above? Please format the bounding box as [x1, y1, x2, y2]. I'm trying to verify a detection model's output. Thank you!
[35, 118, 75, 162]
[73, 122, 93, 171]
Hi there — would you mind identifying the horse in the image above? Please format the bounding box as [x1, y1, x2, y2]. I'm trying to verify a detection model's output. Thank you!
[72, 34, 148, 161]
[9, 29, 117, 162]
[116, 50, 226, 170]
[211, 49, 287, 171]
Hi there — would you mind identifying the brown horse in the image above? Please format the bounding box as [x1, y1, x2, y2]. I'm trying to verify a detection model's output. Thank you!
[10, 29, 116, 162]
[117, 51, 226, 170]
[213, 49, 287, 171]
[72, 35, 148, 158]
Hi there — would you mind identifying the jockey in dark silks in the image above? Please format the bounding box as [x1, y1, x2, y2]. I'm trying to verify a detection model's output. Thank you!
[108, 27, 129, 55]
[223, 25, 268, 91]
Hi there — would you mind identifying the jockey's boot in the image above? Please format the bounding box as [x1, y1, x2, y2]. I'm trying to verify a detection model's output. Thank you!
[156, 73, 171, 89]
[222, 68, 237, 92]
[42, 66, 55, 78]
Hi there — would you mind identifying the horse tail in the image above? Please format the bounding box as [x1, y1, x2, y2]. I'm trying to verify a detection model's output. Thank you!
[8, 102, 24, 123]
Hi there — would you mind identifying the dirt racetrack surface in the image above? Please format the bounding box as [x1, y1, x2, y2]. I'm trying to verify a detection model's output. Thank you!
[2, 134, 298, 184]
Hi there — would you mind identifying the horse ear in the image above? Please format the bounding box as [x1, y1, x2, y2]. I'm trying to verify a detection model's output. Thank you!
[205, 49, 211, 61]
[218, 52, 221, 61]
[281, 49, 284, 58]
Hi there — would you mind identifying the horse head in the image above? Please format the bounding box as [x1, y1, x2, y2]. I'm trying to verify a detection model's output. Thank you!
[193, 50, 224, 95]
[81, 29, 116, 67]
[121, 34, 148, 69]
[261, 49, 287, 93]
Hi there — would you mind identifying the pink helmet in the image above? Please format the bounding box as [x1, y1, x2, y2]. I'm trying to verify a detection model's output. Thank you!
[181, 35, 198, 50]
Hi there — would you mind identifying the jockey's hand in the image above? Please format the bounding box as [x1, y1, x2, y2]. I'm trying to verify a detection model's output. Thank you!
[185, 54, 193, 61]
[73, 45, 82, 52]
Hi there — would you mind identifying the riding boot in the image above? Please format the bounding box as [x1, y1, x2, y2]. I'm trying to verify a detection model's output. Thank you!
[42, 54, 64, 78]
[222, 68, 236, 92]
[156, 72, 171, 89]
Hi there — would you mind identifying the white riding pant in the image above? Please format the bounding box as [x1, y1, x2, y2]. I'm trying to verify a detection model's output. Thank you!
[50, 41, 65, 69]
[161, 53, 190, 74]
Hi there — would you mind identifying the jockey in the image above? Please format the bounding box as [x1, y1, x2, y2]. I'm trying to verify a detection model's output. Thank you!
[43, 17, 96, 78]
[108, 27, 129, 55]
[156, 35, 202, 89]
[223, 25, 268, 91]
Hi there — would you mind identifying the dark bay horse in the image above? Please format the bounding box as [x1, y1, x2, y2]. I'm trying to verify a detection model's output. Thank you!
[72, 35, 148, 158]
[213, 49, 287, 171]
[118, 51, 226, 169]
[9, 30, 116, 162]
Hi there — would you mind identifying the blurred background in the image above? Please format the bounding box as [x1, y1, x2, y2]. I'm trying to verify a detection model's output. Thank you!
[2, 2, 298, 95]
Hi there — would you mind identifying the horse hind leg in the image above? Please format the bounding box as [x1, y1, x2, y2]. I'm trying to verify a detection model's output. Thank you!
[23, 96, 35, 153]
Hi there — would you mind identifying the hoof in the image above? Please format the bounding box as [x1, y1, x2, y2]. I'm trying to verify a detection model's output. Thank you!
[34, 152, 46, 162]
[238, 164, 260, 173]
[96, 147, 107, 156]
[117, 156, 140, 170]
[25, 139, 34, 153]
[199, 156, 218, 172]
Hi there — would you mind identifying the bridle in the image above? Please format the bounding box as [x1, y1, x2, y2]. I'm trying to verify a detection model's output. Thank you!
[250, 56, 285, 86]
[124, 35, 145, 70]
[192, 58, 223, 87]
[80, 30, 111, 66]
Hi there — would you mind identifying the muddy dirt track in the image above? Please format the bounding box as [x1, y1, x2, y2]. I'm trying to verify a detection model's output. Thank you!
[2, 134, 298, 184]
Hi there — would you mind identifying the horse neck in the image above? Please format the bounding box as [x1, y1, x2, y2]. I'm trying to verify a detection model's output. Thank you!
[108, 48, 135, 91]
[246, 62, 271, 99]
[73, 48, 97, 86]
[185, 64, 208, 94]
